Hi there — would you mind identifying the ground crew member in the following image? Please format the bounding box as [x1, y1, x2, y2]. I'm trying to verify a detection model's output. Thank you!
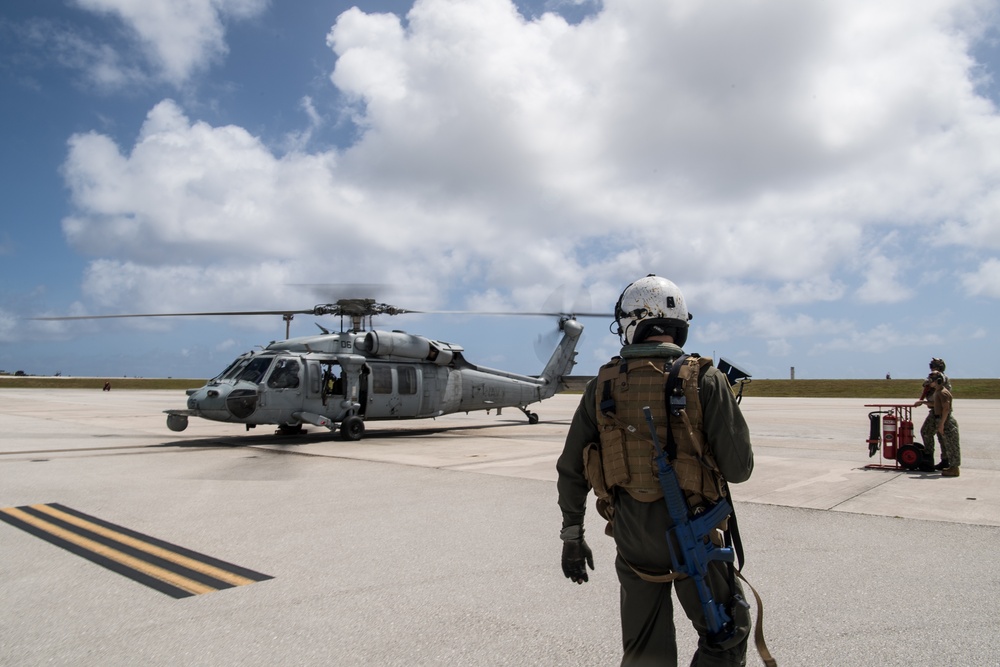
[557, 275, 756, 666]
[915, 358, 953, 471]
[914, 370, 961, 477]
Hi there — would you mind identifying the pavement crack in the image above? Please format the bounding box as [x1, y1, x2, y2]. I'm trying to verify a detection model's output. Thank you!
[827, 471, 902, 511]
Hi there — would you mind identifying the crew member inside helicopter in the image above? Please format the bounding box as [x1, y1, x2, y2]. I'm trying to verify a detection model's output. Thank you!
[267, 358, 301, 390]
[322, 364, 344, 405]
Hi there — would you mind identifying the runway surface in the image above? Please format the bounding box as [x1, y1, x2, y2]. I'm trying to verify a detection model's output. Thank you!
[2, 388, 999, 666]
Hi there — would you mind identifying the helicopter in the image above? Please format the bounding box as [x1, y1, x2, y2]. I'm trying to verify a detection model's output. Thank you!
[36, 298, 608, 441]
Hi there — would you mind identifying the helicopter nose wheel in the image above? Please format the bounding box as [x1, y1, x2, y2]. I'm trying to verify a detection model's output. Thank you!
[340, 416, 365, 441]
[166, 414, 189, 432]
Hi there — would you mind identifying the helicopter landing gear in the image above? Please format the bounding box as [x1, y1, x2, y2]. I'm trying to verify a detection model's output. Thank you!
[277, 423, 304, 436]
[518, 407, 540, 424]
[340, 416, 365, 441]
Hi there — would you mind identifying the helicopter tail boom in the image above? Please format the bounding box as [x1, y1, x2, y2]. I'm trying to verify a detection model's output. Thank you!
[536, 317, 583, 400]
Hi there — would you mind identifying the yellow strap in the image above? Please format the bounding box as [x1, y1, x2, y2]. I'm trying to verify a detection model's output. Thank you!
[737, 570, 778, 667]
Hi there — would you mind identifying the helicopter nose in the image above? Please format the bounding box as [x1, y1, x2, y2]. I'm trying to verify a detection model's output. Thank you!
[187, 386, 223, 411]
[187, 384, 259, 420]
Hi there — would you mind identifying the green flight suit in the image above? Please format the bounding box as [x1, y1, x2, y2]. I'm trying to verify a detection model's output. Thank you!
[557, 342, 756, 666]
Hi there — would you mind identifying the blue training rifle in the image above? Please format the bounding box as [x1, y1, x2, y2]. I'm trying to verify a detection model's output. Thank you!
[642, 405, 737, 643]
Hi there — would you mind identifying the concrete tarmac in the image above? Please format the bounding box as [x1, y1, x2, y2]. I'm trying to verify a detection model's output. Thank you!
[1, 388, 999, 666]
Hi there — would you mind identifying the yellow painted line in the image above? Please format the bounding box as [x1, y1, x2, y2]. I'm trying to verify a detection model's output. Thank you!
[1, 507, 214, 596]
[30, 504, 255, 588]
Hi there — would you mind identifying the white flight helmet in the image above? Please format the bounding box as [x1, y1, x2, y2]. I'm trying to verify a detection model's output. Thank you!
[614, 274, 692, 346]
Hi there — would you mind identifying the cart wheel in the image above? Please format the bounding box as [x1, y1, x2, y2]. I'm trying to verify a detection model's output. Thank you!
[897, 444, 922, 470]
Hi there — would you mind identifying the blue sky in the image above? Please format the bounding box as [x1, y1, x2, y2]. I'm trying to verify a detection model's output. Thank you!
[2, 0, 1000, 381]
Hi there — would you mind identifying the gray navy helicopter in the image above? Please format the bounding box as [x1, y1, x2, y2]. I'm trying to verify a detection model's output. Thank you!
[39, 297, 607, 440]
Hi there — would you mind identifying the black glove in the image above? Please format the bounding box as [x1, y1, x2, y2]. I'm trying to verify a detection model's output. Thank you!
[560, 525, 594, 584]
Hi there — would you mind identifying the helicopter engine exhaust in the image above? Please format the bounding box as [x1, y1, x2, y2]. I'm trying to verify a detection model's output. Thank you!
[363, 330, 454, 365]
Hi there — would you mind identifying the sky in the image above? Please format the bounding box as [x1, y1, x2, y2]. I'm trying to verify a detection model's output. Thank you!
[2, 0, 1000, 381]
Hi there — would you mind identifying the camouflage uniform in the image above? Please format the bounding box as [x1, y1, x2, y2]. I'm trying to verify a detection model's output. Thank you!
[931, 386, 960, 468]
[918, 373, 951, 463]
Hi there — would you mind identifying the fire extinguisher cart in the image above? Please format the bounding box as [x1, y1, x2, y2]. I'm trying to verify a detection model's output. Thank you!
[864, 403, 922, 470]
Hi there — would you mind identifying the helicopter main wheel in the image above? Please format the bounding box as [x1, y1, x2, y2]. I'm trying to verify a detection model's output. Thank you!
[277, 423, 304, 436]
[340, 416, 365, 441]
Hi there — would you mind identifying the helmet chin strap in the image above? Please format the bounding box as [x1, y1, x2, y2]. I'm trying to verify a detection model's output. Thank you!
[623, 321, 638, 345]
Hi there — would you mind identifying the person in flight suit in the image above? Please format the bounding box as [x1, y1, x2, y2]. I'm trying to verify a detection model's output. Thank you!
[557, 275, 756, 666]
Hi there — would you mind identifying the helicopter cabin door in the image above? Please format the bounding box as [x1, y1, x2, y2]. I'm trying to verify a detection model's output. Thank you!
[364, 363, 421, 419]
[302, 360, 339, 415]
[255, 356, 303, 422]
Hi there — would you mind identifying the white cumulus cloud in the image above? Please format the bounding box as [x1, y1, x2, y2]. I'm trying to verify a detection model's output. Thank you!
[71, 0, 269, 85]
[54, 0, 1000, 356]
[961, 257, 1000, 298]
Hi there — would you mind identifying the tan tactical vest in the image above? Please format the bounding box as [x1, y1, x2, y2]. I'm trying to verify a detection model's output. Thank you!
[589, 354, 726, 508]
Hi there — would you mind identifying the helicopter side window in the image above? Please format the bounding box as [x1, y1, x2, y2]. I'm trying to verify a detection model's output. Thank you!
[398, 366, 416, 395]
[267, 358, 301, 389]
[323, 364, 344, 397]
[236, 356, 274, 384]
[372, 366, 392, 394]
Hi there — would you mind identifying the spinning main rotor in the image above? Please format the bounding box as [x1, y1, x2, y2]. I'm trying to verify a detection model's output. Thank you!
[33, 297, 612, 338]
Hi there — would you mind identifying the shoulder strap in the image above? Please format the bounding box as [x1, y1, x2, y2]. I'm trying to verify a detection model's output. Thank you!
[662, 354, 689, 461]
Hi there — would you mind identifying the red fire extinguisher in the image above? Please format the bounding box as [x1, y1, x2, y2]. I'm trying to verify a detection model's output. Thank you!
[882, 413, 898, 459]
[899, 418, 914, 446]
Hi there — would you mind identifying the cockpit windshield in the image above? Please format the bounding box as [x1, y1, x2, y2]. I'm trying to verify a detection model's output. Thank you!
[215, 354, 275, 384]
[236, 356, 275, 384]
[213, 356, 246, 381]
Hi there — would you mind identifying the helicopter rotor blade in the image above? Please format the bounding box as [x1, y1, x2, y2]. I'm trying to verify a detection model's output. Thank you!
[411, 309, 611, 318]
[31, 307, 612, 321]
[29, 309, 316, 321]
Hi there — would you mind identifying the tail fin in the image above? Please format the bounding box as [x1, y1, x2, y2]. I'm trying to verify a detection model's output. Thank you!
[537, 318, 584, 400]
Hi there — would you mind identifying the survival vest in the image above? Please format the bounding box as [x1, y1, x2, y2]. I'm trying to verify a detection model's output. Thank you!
[589, 353, 726, 508]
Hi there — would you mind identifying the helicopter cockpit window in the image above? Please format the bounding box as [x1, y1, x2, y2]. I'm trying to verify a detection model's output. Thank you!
[235, 356, 274, 384]
[372, 366, 392, 394]
[398, 366, 416, 395]
[214, 357, 245, 381]
[267, 358, 301, 389]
